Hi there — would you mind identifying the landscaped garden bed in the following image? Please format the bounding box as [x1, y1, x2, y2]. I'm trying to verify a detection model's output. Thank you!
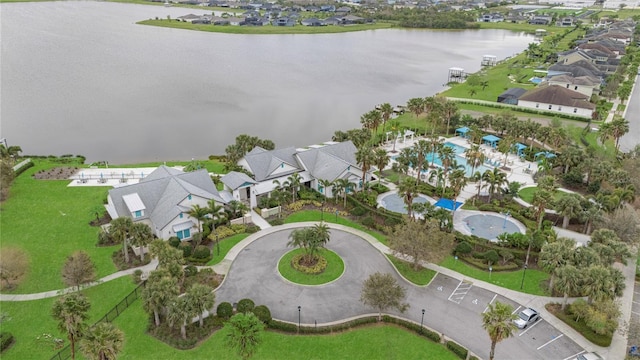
[545, 303, 613, 347]
[32, 167, 79, 180]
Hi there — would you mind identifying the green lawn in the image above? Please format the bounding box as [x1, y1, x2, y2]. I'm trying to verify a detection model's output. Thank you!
[386, 255, 437, 286]
[107, 159, 226, 174]
[283, 210, 388, 245]
[0, 277, 137, 360]
[111, 303, 460, 360]
[0, 160, 119, 293]
[518, 187, 578, 204]
[439, 256, 549, 296]
[138, 19, 393, 35]
[278, 248, 344, 285]
[206, 233, 249, 266]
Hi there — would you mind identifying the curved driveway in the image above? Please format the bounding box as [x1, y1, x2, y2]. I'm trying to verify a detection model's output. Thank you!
[214, 224, 587, 360]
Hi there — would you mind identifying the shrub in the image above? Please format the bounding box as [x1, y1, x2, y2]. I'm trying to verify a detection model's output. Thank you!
[0, 332, 14, 352]
[361, 216, 375, 228]
[97, 229, 114, 246]
[245, 224, 260, 233]
[236, 298, 255, 313]
[267, 319, 298, 332]
[192, 245, 210, 260]
[381, 316, 440, 343]
[179, 243, 192, 258]
[454, 241, 472, 255]
[184, 265, 198, 277]
[446, 340, 468, 359]
[483, 250, 499, 265]
[291, 254, 327, 275]
[131, 269, 143, 284]
[269, 218, 284, 226]
[351, 206, 367, 216]
[168, 237, 181, 248]
[213, 225, 236, 239]
[252, 305, 272, 324]
[230, 224, 246, 234]
[217, 302, 233, 319]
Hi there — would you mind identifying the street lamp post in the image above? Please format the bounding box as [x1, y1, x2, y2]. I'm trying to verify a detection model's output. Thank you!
[520, 264, 528, 290]
[216, 232, 220, 256]
[298, 306, 301, 332]
[335, 210, 338, 223]
[489, 266, 493, 281]
[420, 309, 425, 334]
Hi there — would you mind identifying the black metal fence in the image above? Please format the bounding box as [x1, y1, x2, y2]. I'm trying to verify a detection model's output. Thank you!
[49, 281, 146, 360]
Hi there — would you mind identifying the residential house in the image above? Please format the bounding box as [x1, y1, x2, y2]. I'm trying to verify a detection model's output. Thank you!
[272, 17, 296, 26]
[236, 141, 370, 208]
[529, 15, 552, 25]
[228, 17, 246, 26]
[106, 166, 231, 241]
[547, 74, 601, 98]
[479, 13, 504, 22]
[301, 18, 325, 26]
[517, 84, 595, 118]
[496, 88, 527, 105]
[220, 172, 257, 207]
[557, 17, 574, 27]
[549, 60, 604, 79]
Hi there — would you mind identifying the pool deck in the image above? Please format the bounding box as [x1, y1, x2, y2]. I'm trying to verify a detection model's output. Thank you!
[379, 135, 538, 204]
[452, 209, 528, 241]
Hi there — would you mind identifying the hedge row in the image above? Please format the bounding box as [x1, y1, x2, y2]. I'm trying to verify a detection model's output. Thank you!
[452, 99, 591, 122]
[346, 194, 403, 226]
[455, 232, 540, 264]
[13, 160, 33, 177]
[381, 315, 441, 343]
[268, 316, 378, 334]
[446, 340, 468, 360]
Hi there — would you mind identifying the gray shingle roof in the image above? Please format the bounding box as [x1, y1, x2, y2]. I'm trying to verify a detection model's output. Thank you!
[519, 84, 595, 110]
[108, 166, 227, 231]
[221, 171, 257, 190]
[295, 141, 359, 182]
[242, 146, 299, 182]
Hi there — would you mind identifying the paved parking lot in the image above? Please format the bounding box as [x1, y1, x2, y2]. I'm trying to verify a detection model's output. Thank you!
[423, 274, 585, 360]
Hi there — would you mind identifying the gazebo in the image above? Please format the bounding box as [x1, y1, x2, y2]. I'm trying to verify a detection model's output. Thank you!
[455, 127, 471, 139]
[482, 134, 501, 148]
[534, 151, 556, 159]
[513, 143, 527, 156]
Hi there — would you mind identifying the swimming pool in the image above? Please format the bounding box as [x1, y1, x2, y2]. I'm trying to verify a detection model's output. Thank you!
[379, 193, 429, 214]
[462, 213, 523, 241]
[394, 142, 492, 177]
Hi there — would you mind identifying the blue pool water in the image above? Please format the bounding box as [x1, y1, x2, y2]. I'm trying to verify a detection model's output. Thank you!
[380, 193, 428, 214]
[394, 142, 492, 177]
[463, 213, 522, 241]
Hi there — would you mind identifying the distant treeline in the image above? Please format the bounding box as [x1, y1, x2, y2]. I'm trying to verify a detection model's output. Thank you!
[373, 9, 480, 29]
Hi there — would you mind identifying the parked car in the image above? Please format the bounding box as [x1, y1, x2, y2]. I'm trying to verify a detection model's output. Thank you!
[514, 308, 540, 329]
[576, 352, 603, 360]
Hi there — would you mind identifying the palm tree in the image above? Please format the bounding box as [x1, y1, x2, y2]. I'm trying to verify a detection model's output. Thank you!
[532, 189, 553, 230]
[333, 178, 354, 208]
[52, 293, 91, 360]
[472, 170, 484, 205]
[129, 222, 154, 262]
[225, 312, 264, 360]
[559, 145, 585, 174]
[448, 168, 467, 211]
[464, 145, 484, 176]
[580, 202, 603, 235]
[389, 121, 401, 152]
[482, 168, 508, 202]
[438, 145, 456, 175]
[284, 173, 303, 202]
[555, 193, 583, 228]
[356, 144, 374, 191]
[79, 322, 124, 360]
[554, 265, 582, 311]
[226, 200, 249, 220]
[413, 140, 430, 184]
[167, 295, 194, 340]
[440, 99, 458, 136]
[398, 177, 418, 219]
[187, 284, 215, 328]
[582, 266, 613, 303]
[538, 238, 575, 292]
[428, 167, 445, 189]
[482, 301, 518, 360]
[141, 269, 179, 327]
[110, 217, 133, 264]
[407, 98, 424, 121]
[427, 136, 444, 168]
[373, 148, 389, 183]
[379, 103, 393, 134]
[188, 204, 209, 234]
[318, 178, 335, 200]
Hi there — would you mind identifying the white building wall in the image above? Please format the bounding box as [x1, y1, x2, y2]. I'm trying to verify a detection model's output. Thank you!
[518, 100, 593, 118]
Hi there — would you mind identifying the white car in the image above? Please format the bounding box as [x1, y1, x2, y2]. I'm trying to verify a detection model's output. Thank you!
[514, 308, 540, 329]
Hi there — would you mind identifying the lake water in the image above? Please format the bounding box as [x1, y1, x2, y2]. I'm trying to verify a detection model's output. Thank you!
[0, 2, 534, 163]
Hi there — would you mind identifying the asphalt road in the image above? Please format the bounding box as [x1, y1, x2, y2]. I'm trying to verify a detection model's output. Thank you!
[619, 73, 640, 153]
[215, 228, 586, 360]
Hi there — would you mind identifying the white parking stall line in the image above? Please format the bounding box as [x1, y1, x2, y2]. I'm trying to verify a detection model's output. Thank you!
[632, 310, 640, 316]
[483, 294, 498, 313]
[518, 320, 542, 336]
[563, 350, 585, 360]
[633, 300, 640, 305]
[511, 306, 522, 315]
[537, 334, 563, 350]
[448, 280, 473, 304]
